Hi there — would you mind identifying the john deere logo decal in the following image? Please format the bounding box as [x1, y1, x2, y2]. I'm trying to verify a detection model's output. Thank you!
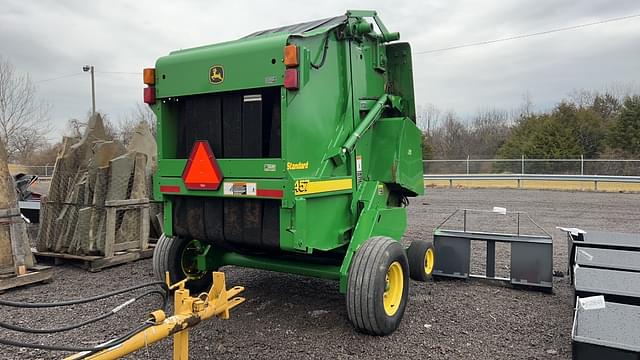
[209, 65, 224, 84]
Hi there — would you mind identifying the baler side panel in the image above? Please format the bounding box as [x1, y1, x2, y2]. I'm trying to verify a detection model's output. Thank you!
[280, 33, 357, 253]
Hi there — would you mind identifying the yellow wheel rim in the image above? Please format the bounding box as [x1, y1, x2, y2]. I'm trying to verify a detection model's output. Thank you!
[383, 261, 404, 316]
[425, 248, 434, 275]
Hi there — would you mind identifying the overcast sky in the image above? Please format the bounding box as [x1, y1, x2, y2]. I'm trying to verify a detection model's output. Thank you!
[1, 0, 639, 137]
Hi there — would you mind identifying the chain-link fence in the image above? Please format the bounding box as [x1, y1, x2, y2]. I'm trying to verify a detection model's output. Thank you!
[424, 157, 640, 176]
[8, 164, 55, 176]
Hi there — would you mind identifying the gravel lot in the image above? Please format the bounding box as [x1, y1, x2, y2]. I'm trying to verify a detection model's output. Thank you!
[1, 188, 639, 359]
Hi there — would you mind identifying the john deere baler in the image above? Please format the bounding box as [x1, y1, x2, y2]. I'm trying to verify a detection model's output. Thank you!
[147, 10, 430, 335]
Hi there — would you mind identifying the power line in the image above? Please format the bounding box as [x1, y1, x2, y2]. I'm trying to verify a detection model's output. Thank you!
[34, 70, 141, 84]
[96, 71, 141, 75]
[414, 13, 640, 55]
[31, 12, 640, 82]
[34, 72, 83, 83]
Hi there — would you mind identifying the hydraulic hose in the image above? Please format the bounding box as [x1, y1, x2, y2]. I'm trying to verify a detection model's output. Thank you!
[310, 31, 331, 69]
[0, 289, 166, 334]
[0, 281, 170, 354]
[0, 321, 153, 352]
[0, 281, 168, 308]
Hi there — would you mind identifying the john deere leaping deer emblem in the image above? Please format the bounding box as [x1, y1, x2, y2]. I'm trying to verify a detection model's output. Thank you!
[209, 65, 224, 84]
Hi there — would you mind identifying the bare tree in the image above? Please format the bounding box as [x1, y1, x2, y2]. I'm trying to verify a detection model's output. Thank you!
[468, 108, 511, 157]
[0, 57, 52, 162]
[567, 89, 597, 109]
[65, 112, 117, 140]
[115, 103, 157, 146]
[65, 118, 86, 138]
[417, 103, 442, 133]
[429, 111, 470, 159]
[517, 91, 534, 120]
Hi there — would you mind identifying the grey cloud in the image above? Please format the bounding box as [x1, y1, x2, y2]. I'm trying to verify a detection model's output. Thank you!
[0, 0, 638, 135]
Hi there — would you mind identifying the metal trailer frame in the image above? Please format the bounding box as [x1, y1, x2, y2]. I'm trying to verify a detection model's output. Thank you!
[571, 299, 640, 360]
[432, 209, 553, 290]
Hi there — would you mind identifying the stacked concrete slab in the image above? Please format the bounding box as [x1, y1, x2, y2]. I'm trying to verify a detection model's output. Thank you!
[126, 120, 161, 238]
[36, 115, 157, 256]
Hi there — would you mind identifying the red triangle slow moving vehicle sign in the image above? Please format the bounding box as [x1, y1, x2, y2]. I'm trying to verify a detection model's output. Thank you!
[182, 140, 223, 190]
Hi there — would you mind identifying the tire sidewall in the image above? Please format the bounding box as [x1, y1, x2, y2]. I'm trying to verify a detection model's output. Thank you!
[408, 240, 434, 281]
[373, 241, 410, 334]
[161, 236, 213, 294]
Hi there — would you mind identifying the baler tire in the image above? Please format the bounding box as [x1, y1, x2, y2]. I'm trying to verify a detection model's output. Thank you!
[407, 240, 435, 281]
[346, 236, 409, 336]
[152, 234, 213, 294]
[152, 233, 170, 281]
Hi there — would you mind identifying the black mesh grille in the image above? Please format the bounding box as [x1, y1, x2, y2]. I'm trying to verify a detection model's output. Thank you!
[173, 196, 280, 252]
[176, 87, 281, 159]
[172, 87, 281, 250]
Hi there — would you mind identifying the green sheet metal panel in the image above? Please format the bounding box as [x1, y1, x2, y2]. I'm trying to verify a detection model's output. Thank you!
[386, 42, 416, 121]
[369, 117, 424, 196]
[155, 34, 289, 98]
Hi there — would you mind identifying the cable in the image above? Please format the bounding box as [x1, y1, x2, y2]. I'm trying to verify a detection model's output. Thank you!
[310, 31, 331, 69]
[0, 281, 167, 308]
[34, 70, 140, 84]
[414, 13, 640, 55]
[34, 72, 83, 83]
[0, 321, 153, 352]
[96, 71, 142, 75]
[0, 289, 166, 334]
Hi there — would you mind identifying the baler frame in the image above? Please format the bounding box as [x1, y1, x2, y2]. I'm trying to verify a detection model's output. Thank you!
[149, 10, 429, 335]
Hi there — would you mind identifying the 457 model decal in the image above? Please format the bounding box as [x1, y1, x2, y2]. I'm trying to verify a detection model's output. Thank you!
[294, 178, 352, 196]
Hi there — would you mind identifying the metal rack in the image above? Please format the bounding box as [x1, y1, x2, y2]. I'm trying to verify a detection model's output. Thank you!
[433, 208, 553, 290]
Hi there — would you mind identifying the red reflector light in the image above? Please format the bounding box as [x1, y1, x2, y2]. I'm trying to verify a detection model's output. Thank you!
[159, 185, 181, 193]
[182, 140, 223, 190]
[284, 68, 298, 90]
[256, 189, 284, 198]
[144, 87, 156, 104]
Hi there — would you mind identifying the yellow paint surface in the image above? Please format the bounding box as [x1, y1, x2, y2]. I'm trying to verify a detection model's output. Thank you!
[295, 178, 352, 195]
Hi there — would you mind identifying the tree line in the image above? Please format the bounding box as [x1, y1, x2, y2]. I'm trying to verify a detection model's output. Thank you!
[420, 87, 640, 162]
[1, 56, 638, 172]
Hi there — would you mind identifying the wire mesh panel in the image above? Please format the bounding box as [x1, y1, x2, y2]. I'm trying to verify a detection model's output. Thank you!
[37, 155, 152, 257]
[36, 114, 158, 258]
[424, 158, 640, 176]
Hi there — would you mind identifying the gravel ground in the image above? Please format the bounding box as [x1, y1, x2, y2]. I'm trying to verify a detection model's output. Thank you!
[1, 188, 639, 359]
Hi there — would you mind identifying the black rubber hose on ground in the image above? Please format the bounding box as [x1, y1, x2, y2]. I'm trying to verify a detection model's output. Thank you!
[0, 321, 153, 353]
[0, 281, 168, 308]
[0, 289, 166, 334]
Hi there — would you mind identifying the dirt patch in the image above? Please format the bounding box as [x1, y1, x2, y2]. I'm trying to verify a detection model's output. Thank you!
[1, 188, 639, 359]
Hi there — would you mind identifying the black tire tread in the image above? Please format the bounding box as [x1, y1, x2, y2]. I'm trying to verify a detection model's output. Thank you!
[407, 240, 434, 282]
[347, 236, 409, 336]
[152, 234, 170, 281]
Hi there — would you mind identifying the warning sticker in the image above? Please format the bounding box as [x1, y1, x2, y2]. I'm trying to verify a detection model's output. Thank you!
[223, 182, 257, 196]
[356, 155, 363, 183]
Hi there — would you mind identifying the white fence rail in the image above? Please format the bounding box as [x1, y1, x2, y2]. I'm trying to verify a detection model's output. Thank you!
[424, 158, 640, 177]
[423, 174, 640, 190]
